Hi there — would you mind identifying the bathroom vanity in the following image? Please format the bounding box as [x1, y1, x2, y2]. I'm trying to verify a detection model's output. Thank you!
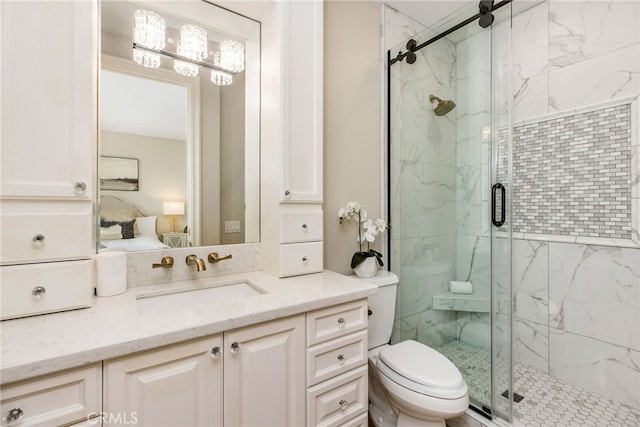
[0, 271, 376, 426]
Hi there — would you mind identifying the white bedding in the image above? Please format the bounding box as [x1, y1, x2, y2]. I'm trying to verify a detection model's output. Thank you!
[100, 236, 169, 251]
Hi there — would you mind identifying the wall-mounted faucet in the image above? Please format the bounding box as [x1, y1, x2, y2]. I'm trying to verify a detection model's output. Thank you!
[152, 256, 174, 269]
[186, 255, 206, 271]
[208, 252, 232, 264]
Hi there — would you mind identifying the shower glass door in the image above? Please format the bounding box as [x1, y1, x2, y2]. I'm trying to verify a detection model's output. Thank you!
[387, 2, 512, 420]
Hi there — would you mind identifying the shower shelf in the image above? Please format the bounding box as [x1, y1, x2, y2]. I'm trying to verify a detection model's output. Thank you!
[432, 292, 490, 313]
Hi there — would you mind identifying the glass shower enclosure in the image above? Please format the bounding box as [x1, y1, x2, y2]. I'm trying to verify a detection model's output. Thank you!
[387, 2, 513, 421]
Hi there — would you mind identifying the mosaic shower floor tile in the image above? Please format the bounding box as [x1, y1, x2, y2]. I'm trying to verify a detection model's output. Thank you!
[437, 340, 640, 427]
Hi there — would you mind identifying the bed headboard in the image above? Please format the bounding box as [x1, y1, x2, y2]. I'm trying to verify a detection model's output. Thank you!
[100, 195, 145, 217]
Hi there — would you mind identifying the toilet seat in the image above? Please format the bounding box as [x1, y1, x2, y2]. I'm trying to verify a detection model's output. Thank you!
[377, 340, 468, 400]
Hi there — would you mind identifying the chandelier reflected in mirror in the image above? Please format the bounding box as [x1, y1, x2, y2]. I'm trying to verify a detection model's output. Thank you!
[132, 9, 244, 85]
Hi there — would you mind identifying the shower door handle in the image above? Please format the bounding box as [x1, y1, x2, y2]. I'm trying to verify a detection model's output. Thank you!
[492, 183, 505, 227]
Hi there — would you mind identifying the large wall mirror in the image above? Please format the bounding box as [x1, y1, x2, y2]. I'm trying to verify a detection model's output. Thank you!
[98, 0, 260, 252]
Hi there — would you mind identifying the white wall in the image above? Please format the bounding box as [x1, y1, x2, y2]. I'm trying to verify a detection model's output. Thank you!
[324, 0, 383, 275]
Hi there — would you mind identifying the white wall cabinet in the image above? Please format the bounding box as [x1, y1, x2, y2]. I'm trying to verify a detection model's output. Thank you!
[280, 0, 323, 204]
[261, 1, 324, 277]
[0, 0, 96, 200]
[0, 0, 96, 318]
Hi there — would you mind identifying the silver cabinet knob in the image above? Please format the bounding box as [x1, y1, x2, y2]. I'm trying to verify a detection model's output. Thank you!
[337, 354, 345, 364]
[210, 346, 222, 359]
[337, 317, 346, 328]
[4, 408, 24, 424]
[230, 342, 240, 353]
[31, 234, 45, 246]
[301, 223, 308, 231]
[73, 181, 87, 193]
[32, 286, 46, 297]
[338, 399, 348, 411]
[302, 256, 308, 263]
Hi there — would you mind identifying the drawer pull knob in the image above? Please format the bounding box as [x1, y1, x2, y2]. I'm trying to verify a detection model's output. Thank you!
[73, 181, 87, 193]
[337, 354, 345, 363]
[284, 190, 291, 197]
[32, 234, 45, 246]
[210, 346, 222, 358]
[301, 223, 308, 231]
[4, 408, 24, 424]
[230, 342, 241, 353]
[302, 256, 308, 263]
[337, 317, 346, 328]
[338, 399, 348, 411]
[32, 286, 46, 297]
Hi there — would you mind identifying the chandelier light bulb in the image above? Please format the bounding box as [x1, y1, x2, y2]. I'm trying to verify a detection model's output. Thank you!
[178, 24, 208, 61]
[173, 60, 199, 77]
[132, 10, 165, 69]
[214, 40, 245, 73]
[210, 70, 233, 86]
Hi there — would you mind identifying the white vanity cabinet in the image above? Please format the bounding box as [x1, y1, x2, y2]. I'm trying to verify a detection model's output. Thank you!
[0, 364, 102, 427]
[262, 0, 324, 277]
[104, 314, 305, 427]
[306, 300, 369, 426]
[0, 0, 96, 318]
[104, 335, 224, 427]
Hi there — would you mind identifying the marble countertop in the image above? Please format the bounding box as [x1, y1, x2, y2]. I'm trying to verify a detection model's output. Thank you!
[0, 270, 377, 384]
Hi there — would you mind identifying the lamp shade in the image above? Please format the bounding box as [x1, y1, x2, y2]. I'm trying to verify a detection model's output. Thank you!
[163, 202, 185, 216]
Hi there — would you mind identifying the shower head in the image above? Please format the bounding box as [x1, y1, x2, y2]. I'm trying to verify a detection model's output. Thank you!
[429, 95, 456, 116]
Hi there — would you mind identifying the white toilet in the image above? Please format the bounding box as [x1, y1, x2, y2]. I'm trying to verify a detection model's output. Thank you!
[364, 271, 469, 427]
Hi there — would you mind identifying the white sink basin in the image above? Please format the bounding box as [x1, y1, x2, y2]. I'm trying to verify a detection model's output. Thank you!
[137, 280, 266, 315]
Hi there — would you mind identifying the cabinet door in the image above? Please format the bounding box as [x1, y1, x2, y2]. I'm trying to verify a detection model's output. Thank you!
[104, 336, 223, 427]
[280, 0, 323, 203]
[224, 315, 306, 426]
[0, 0, 96, 199]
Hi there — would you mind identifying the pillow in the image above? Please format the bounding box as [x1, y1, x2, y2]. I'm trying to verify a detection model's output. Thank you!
[119, 220, 136, 239]
[100, 224, 122, 240]
[136, 216, 158, 237]
[101, 207, 139, 235]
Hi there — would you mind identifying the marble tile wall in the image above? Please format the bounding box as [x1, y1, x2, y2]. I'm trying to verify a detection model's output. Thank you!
[510, 0, 640, 412]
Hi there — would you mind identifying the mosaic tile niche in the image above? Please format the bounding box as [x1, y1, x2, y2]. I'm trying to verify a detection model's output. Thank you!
[512, 103, 632, 239]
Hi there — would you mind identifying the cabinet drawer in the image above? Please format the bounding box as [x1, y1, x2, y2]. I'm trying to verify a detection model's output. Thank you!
[340, 412, 368, 427]
[0, 207, 92, 265]
[0, 363, 101, 427]
[307, 330, 367, 387]
[280, 241, 323, 277]
[307, 365, 367, 427]
[0, 260, 93, 320]
[281, 211, 323, 243]
[307, 299, 368, 346]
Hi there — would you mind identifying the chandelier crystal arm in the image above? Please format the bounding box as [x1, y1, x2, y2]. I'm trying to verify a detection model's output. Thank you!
[132, 43, 241, 75]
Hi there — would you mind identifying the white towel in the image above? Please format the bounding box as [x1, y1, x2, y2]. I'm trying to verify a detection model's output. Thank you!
[450, 281, 472, 294]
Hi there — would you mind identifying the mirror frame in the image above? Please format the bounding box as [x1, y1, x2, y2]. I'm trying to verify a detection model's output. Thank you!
[98, 0, 261, 251]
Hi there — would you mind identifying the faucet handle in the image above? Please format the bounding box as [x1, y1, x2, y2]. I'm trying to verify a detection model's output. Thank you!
[208, 252, 233, 264]
[152, 256, 174, 269]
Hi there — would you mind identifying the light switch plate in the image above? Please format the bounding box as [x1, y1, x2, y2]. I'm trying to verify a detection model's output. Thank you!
[224, 220, 241, 233]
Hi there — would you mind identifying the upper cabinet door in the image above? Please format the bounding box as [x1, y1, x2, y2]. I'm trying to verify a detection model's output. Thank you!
[281, 0, 323, 203]
[0, 1, 96, 199]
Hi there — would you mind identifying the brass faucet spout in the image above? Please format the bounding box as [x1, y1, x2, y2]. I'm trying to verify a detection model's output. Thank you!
[186, 255, 207, 272]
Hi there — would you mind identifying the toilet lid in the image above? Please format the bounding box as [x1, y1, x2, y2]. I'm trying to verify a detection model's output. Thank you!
[377, 340, 467, 399]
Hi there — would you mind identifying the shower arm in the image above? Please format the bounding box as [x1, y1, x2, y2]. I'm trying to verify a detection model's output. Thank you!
[389, 0, 513, 66]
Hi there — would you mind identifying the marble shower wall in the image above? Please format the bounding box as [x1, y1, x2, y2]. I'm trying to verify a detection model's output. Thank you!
[385, 6, 459, 347]
[511, 0, 640, 411]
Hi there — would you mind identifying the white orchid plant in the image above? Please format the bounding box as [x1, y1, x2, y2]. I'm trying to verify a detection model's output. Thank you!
[338, 201, 390, 268]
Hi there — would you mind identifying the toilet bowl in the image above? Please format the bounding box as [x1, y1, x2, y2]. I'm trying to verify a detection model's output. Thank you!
[362, 272, 469, 427]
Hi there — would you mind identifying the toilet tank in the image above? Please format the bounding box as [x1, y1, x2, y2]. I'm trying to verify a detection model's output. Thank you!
[357, 271, 398, 349]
